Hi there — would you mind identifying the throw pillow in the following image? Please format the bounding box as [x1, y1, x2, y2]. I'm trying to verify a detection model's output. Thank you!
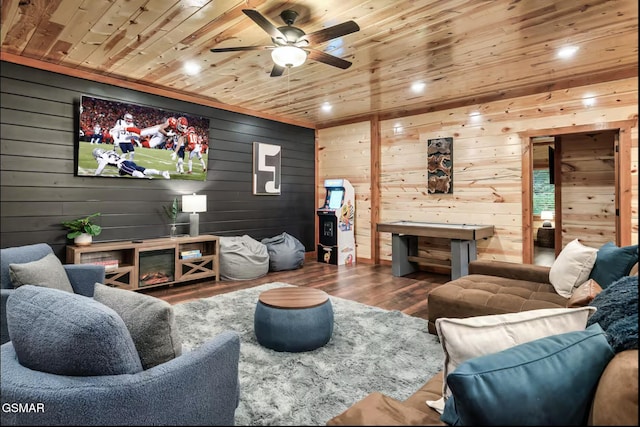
[6, 285, 142, 376]
[93, 283, 182, 369]
[9, 252, 74, 293]
[433, 306, 595, 407]
[567, 278, 602, 308]
[588, 242, 639, 288]
[549, 238, 598, 297]
[587, 275, 638, 353]
[441, 324, 615, 426]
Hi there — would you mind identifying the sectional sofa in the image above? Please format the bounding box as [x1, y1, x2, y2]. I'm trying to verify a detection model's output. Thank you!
[329, 240, 638, 425]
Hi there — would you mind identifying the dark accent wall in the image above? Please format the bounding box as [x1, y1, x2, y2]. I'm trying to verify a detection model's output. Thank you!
[0, 62, 316, 260]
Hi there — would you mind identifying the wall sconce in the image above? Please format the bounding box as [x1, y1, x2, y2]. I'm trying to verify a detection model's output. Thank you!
[182, 193, 207, 237]
[271, 46, 307, 68]
[540, 210, 554, 228]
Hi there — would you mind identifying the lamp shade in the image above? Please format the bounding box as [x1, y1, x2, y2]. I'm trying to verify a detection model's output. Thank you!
[271, 46, 307, 68]
[540, 211, 554, 220]
[182, 193, 207, 213]
[540, 210, 554, 227]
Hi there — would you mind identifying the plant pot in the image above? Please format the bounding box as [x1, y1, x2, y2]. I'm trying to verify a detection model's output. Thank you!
[74, 233, 93, 246]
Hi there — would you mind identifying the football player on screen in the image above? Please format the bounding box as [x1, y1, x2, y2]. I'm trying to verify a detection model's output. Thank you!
[184, 127, 207, 174]
[92, 148, 170, 180]
[109, 113, 140, 160]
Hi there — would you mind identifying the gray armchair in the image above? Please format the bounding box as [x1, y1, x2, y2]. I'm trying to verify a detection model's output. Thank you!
[1, 256, 241, 426]
[1, 331, 241, 425]
[1, 243, 105, 344]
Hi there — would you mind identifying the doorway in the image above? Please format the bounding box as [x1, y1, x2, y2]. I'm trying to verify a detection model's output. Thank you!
[520, 120, 635, 265]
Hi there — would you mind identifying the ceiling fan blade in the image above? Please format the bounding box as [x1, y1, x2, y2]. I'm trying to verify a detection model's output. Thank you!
[243, 9, 286, 42]
[307, 49, 353, 69]
[303, 21, 360, 45]
[270, 64, 286, 77]
[210, 46, 271, 52]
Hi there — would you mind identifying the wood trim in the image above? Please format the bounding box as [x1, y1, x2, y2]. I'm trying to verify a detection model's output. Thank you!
[617, 126, 633, 246]
[314, 129, 320, 251]
[521, 141, 534, 264]
[370, 115, 381, 263]
[554, 138, 562, 255]
[0, 52, 316, 130]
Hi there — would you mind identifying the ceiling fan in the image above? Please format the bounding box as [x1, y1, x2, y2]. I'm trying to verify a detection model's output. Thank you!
[210, 9, 360, 77]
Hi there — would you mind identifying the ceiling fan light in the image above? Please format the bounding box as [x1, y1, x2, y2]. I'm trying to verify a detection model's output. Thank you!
[271, 46, 307, 68]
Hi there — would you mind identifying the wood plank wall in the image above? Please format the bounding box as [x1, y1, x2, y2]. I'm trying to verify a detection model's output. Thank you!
[0, 61, 316, 260]
[317, 122, 372, 260]
[317, 77, 638, 265]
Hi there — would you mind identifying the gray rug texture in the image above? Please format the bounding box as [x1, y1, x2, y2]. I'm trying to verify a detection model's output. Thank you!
[173, 282, 444, 426]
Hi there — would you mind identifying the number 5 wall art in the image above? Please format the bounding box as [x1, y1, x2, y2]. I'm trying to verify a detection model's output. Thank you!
[253, 142, 281, 195]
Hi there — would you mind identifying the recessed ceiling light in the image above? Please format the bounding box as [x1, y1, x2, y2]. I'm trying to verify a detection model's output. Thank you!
[582, 94, 596, 107]
[184, 61, 201, 75]
[321, 102, 333, 112]
[557, 46, 579, 59]
[411, 82, 426, 93]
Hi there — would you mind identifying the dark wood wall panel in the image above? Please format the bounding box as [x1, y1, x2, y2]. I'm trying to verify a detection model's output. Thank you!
[0, 62, 316, 259]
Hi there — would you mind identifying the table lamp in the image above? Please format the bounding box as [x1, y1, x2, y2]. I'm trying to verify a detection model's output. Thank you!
[182, 193, 207, 237]
[540, 210, 554, 228]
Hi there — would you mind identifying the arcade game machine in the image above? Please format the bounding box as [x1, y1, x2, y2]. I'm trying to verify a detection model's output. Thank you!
[317, 178, 356, 265]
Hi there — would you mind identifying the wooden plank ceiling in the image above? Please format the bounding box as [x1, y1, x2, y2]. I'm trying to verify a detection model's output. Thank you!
[1, 0, 637, 128]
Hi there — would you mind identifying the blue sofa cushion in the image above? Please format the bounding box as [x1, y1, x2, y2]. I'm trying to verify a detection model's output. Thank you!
[441, 324, 614, 426]
[587, 275, 638, 353]
[9, 252, 74, 293]
[7, 285, 143, 376]
[93, 283, 182, 369]
[589, 242, 638, 288]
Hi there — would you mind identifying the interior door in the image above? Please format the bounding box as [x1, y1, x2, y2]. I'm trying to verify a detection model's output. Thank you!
[556, 131, 617, 251]
[522, 121, 634, 265]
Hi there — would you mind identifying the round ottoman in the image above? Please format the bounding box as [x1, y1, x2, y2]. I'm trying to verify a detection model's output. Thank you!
[254, 287, 333, 352]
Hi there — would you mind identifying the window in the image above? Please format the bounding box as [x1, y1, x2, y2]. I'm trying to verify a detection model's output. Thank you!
[533, 169, 555, 215]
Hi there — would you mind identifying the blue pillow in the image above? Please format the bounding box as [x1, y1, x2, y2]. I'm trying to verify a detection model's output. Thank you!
[6, 285, 143, 376]
[587, 275, 638, 353]
[589, 242, 638, 288]
[441, 324, 614, 426]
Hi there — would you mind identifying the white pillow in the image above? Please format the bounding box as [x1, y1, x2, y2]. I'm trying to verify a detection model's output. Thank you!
[426, 307, 596, 414]
[549, 239, 598, 297]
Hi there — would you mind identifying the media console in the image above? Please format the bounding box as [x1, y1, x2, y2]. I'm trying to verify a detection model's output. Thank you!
[66, 235, 219, 291]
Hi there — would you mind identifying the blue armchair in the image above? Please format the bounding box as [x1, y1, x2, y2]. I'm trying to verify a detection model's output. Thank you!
[0, 243, 105, 344]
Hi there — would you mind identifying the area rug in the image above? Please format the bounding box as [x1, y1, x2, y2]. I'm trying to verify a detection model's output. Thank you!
[173, 282, 444, 426]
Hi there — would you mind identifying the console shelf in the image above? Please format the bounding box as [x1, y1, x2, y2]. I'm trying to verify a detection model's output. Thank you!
[66, 235, 219, 291]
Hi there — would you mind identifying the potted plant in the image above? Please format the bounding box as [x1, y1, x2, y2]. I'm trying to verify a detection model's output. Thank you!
[163, 197, 179, 238]
[62, 213, 102, 246]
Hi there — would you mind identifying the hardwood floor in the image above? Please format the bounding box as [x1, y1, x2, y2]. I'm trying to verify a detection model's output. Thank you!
[141, 261, 450, 320]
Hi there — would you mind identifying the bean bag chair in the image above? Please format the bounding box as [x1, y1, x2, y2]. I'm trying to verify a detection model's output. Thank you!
[219, 235, 269, 280]
[261, 232, 305, 271]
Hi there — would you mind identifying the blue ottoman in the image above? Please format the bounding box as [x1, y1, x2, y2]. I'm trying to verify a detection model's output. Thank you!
[254, 287, 334, 352]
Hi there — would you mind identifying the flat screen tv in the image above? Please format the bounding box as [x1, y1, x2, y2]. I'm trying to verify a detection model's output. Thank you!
[77, 95, 210, 181]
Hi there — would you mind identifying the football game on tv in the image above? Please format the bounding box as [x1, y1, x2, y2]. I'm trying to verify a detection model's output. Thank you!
[77, 95, 210, 181]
